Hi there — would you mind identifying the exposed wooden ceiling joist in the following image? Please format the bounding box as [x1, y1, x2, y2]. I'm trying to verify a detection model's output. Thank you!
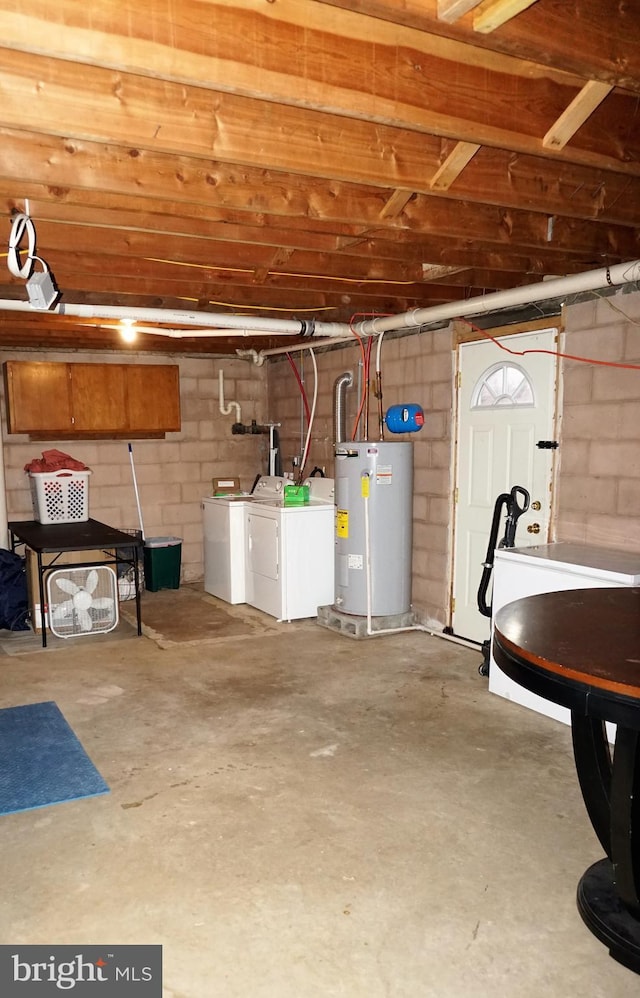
[543, 80, 615, 151]
[437, 0, 484, 22]
[0, 0, 636, 355]
[430, 142, 482, 191]
[317, 1, 640, 95]
[473, 0, 540, 34]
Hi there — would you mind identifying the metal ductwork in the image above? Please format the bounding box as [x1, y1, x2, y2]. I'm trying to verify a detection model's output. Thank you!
[333, 371, 353, 445]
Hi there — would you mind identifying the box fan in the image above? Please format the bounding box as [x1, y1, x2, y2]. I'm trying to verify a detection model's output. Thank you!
[46, 567, 119, 638]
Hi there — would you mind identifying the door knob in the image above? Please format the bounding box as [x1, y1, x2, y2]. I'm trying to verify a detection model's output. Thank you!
[527, 523, 541, 534]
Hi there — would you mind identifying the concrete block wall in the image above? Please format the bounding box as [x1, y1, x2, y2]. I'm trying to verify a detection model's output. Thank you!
[267, 325, 455, 626]
[266, 285, 640, 628]
[556, 287, 640, 551]
[3, 283, 638, 621]
[1, 349, 268, 581]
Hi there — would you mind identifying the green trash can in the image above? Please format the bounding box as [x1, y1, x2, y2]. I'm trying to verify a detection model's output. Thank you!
[143, 536, 182, 591]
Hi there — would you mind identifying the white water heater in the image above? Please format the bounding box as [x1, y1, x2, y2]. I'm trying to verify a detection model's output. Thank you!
[334, 441, 413, 616]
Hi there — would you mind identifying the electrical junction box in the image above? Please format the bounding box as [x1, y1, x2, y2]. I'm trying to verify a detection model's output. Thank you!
[26, 270, 59, 310]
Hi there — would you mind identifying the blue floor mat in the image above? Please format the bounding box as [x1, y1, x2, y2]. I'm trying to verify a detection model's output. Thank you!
[0, 701, 109, 816]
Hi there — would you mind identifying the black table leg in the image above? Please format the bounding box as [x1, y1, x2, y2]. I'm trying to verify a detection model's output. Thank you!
[610, 726, 640, 916]
[37, 550, 47, 649]
[572, 715, 640, 973]
[572, 714, 612, 857]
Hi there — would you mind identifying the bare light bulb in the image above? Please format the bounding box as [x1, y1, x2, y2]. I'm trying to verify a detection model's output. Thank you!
[120, 319, 137, 343]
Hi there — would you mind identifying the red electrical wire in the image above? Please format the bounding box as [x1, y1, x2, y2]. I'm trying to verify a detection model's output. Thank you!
[460, 317, 640, 371]
[349, 322, 367, 440]
[285, 352, 311, 426]
[347, 312, 390, 439]
[364, 335, 373, 436]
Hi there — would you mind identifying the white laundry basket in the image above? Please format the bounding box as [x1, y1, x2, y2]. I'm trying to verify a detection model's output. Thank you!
[28, 469, 91, 524]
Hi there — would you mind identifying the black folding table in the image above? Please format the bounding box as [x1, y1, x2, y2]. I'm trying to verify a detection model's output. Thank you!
[8, 518, 143, 647]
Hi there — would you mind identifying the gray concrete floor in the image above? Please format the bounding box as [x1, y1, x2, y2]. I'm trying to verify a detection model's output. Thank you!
[0, 584, 636, 997]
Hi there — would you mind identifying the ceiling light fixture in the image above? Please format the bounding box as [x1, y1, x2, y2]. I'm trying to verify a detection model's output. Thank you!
[119, 319, 138, 344]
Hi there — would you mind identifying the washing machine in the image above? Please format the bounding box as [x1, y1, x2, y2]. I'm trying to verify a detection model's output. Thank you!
[245, 478, 335, 621]
[202, 477, 288, 604]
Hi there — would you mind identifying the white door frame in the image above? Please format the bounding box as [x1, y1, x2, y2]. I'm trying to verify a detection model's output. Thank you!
[448, 322, 562, 631]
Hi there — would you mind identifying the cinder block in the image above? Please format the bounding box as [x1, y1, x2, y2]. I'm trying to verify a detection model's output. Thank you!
[316, 604, 416, 639]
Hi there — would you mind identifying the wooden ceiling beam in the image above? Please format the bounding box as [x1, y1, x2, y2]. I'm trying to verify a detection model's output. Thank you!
[430, 142, 482, 191]
[1, 25, 638, 176]
[543, 80, 614, 152]
[9, 212, 626, 285]
[2, 172, 636, 263]
[0, 0, 582, 87]
[4, 221, 427, 283]
[314, 1, 640, 95]
[4, 251, 526, 299]
[437, 1, 482, 23]
[379, 190, 416, 221]
[2, 112, 640, 228]
[473, 0, 540, 34]
[0, 280, 456, 318]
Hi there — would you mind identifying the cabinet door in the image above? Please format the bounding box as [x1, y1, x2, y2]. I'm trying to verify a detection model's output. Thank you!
[4, 361, 73, 433]
[70, 364, 128, 432]
[4, 360, 181, 437]
[125, 365, 181, 432]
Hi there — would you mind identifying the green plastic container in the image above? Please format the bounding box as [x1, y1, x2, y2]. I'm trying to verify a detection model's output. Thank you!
[284, 484, 309, 506]
[143, 536, 182, 591]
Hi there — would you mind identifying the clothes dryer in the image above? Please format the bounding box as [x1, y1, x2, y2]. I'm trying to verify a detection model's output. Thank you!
[245, 478, 335, 621]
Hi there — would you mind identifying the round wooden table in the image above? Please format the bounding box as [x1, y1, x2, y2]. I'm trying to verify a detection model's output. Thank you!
[493, 587, 640, 974]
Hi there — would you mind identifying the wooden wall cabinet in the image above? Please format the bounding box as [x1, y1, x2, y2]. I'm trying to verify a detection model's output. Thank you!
[4, 361, 181, 438]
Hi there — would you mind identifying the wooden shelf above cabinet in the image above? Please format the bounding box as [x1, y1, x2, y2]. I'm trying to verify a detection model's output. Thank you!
[3, 360, 181, 438]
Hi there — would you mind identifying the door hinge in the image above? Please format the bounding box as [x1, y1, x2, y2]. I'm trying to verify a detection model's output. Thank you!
[451, 597, 456, 613]
[454, 487, 459, 504]
[456, 371, 462, 389]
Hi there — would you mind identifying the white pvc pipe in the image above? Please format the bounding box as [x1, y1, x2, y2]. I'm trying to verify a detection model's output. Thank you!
[133, 326, 297, 339]
[355, 260, 640, 337]
[0, 297, 346, 336]
[236, 349, 266, 366]
[364, 479, 373, 634]
[1, 259, 638, 346]
[218, 370, 241, 423]
[237, 336, 357, 364]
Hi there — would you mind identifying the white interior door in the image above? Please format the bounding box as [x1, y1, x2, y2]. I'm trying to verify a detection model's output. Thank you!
[451, 328, 559, 643]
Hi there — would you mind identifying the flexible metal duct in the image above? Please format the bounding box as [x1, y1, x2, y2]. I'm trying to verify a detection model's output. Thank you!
[333, 371, 353, 445]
